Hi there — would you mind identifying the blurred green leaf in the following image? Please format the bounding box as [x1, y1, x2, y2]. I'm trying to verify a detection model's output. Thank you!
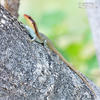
[39, 11, 65, 28]
[87, 55, 98, 71]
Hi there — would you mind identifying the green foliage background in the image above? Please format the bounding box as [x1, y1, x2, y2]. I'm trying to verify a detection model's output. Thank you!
[19, 0, 99, 85]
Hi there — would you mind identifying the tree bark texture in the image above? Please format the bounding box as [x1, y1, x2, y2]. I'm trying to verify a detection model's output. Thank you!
[0, 5, 100, 100]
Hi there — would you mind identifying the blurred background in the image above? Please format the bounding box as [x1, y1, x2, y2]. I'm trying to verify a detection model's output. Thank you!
[18, 0, 100, 86]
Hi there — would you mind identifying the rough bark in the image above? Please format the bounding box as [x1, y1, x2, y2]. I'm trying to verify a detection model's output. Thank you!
[0, 0, 20, 17]
[86, 0, 100, 66]
[0, 5, 100, 100]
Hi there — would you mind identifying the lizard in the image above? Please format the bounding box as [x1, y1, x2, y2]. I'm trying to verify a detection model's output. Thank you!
[23, 14, 96, 97]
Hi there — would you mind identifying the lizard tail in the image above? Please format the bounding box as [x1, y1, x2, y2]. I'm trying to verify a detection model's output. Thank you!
[50, 45, 96, 97]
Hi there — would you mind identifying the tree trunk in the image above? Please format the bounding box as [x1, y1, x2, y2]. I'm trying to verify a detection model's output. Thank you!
[86, 0, 100, 67]
[0, 5, 100, 100]
[0, 0, 20, 17]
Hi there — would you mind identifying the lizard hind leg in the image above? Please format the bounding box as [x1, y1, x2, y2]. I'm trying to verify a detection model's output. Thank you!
[43, 40, 49, 48]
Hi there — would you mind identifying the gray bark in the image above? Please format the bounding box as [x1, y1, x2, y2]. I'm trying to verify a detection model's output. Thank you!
[0, 5, 100, 100]
[86, 0, 100, 66]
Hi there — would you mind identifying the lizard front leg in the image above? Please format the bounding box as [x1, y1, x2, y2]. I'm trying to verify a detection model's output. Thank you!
[24, 25, 37, 42]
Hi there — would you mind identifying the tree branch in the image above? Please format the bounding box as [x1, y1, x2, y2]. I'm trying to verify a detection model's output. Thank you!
[0, 0, 20, 17]
[0, 5, 100, 100]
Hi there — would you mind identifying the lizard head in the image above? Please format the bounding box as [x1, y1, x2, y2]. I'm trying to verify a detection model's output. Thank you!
[24, 14, 34, 29]
[24, 14, 41, 39]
